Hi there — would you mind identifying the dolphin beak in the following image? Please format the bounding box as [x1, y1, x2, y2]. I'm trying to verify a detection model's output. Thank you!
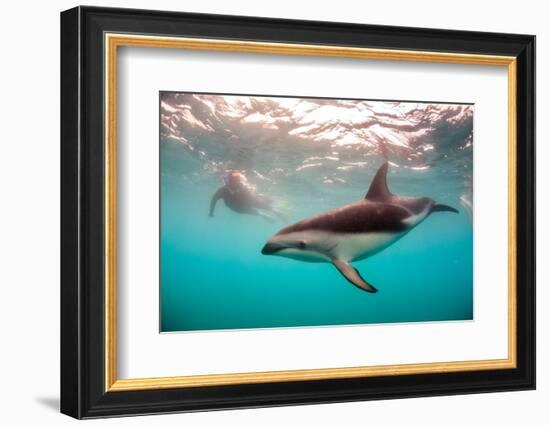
[261, 241, 284, 255]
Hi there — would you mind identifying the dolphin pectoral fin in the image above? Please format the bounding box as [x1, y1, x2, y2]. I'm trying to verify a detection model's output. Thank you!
[332, 260, 378, 293]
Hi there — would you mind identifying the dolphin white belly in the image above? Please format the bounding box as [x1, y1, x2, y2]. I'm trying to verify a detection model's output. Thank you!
[331, 232, 404, 262]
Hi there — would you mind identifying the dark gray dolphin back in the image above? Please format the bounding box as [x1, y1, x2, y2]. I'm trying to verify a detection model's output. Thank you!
[276, 201, 412, 235]
[365, 162, 458, 215]
[276, 161, 458, 237]
[365, 162, 430, 215]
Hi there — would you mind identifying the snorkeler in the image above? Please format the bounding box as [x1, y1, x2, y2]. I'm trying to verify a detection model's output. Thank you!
[209, 170, 287, 223]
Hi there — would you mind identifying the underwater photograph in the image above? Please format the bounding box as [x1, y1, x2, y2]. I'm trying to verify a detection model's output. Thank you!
[160, 92, 474, 332]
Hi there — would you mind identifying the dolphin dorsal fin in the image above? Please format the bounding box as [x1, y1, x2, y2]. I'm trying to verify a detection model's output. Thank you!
[365, 162, 392, 201]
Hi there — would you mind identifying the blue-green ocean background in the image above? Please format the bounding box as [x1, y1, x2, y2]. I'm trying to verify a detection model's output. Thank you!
[160, 112, 473, 332]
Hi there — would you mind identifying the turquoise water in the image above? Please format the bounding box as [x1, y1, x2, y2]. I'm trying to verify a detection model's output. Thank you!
[160, 95, 473, 332]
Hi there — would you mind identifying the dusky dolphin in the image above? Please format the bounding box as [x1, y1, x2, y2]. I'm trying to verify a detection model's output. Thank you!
[261, 162, 458, 293]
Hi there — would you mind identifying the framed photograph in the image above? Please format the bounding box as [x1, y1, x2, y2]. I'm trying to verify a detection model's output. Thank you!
[60, 6, 535, 419]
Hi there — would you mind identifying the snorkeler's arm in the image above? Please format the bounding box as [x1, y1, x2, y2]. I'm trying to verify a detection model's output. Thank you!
[209, 187, 226, 217]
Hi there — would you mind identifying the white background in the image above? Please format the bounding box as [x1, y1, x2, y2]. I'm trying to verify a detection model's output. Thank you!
[119, 48, 508, 378]
[0, 1, 545, 424]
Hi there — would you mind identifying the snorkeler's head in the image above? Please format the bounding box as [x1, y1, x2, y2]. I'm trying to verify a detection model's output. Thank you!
[223, 170, 245, 187]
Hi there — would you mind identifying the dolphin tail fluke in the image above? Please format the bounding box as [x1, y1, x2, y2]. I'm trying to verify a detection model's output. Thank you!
[431, 203, 459, 214]
[332, 260, 378, 293]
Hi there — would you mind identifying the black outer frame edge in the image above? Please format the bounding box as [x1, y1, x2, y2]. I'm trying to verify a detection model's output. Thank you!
[78, 4, 536, 48]
[59, 5, 536, 419]
[60, 7, 82, 419]
[515, 34, 536, 391]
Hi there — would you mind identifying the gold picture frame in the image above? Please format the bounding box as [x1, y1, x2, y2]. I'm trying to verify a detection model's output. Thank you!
[104, 33, 517, 392]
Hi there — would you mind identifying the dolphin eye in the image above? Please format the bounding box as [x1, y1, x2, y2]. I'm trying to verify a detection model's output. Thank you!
[298, 241, 307, 249]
